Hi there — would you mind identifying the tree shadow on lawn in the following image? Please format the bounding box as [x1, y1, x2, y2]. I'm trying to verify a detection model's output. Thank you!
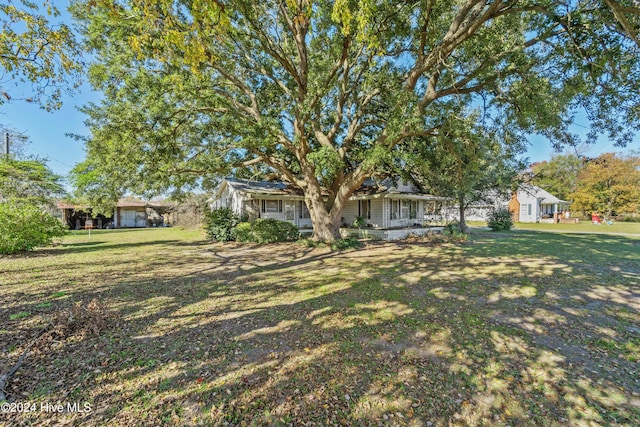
[2, 232, 639, 426]
[57, 239, 184, 255]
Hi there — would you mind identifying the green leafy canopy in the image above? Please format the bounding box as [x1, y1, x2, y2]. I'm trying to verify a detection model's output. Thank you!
[0, 156, 65, 207]
[69, 0, 640, 240]
[0, 0, 83, 110]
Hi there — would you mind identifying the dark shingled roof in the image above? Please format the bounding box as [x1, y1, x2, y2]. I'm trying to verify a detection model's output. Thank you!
[225, 178, 304, 196]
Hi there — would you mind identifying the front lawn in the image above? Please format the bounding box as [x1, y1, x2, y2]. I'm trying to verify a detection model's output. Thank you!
[1, 228, 638, 426]
[467, 220, 640, 236]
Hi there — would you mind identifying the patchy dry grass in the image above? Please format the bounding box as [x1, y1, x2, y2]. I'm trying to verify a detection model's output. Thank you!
[1, 228, 639, 426]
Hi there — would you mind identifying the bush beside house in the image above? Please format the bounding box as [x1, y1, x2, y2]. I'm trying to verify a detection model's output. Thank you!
[204, 207, 237, 242]
[205, 208, 299, 243]
[487, 207, 515, 231]
[0, 200, 67, 254]
[233, 219, 300, 243]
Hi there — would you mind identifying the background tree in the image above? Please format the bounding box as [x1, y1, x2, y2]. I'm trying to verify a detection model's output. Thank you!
[403, 112, 524, 232]
[0, 144, 67, 254]
[70, 0, 640, 241]
[529, 154, 584, 202]
[1, 0, 82, 110]
[571, 152, 640, 218]
[0, 156, 65, 207]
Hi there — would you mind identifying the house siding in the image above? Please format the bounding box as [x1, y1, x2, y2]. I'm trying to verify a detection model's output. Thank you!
[517, 190, 539, 222]
[342, 200, 360, 227]
[370, 199, 384, 228]
[211, 179, 446, 236]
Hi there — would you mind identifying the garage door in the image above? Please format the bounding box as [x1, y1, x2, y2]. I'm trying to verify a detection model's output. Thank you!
[121, 210, 137, 227]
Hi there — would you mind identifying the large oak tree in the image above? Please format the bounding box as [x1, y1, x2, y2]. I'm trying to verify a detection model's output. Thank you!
[71, 0, 640, 241]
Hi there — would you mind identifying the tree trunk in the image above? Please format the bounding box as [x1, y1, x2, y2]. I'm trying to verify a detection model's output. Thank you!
[309, 204, 342, 241]
[304, 181, 343, 242]
[458, 195, 469, 233]
[302, 173, 367, 242]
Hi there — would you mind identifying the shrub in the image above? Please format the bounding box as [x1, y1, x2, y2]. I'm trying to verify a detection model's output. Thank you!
[248, 218, 300, 243]
[0, 200, 67, 254]
[204, 207, 238, 242]
[444, 222, 463, 235]
[231, 222, 253, 242]
[621, 216, 640, 222]
[231, 219, 299, 243]
[352, 216, 366, 228]
[487, 207, 514, 231]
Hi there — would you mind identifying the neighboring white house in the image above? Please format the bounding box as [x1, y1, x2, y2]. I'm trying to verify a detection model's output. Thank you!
[511, 184, 570, 223]
[439, 184, 570, 224]
[211, 178, 450, 239]
[441, 189, 511, 222]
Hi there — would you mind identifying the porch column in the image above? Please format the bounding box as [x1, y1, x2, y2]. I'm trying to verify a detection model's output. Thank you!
[383, 198, 388, 228]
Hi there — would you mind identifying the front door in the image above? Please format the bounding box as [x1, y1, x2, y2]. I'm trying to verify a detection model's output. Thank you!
[284, 201, 296, 223]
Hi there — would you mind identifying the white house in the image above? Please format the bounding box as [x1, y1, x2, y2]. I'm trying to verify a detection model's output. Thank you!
[509, 184, 570, 223]
[442, 189, 511, 222]
[211, 178, 313, 228]
[211, 178, 450, 239]
[439, 185, 569, 224]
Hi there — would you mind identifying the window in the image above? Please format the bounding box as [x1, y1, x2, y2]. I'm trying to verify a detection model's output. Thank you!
[520, 204, 529, 216]
[390, 199, 417, 220]
[424, 201, 441, 215]
[284, 201, 295, 221]
[299, 201, 310, 219]
[359, 200, 371, 219]
[262, 200, 282, 213]
[400, 200, 410, 219]
[390, 200, 399, 220]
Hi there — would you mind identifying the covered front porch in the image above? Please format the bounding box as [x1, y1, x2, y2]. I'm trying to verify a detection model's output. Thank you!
[539, 200, 570, 223]
[341, 225, 444, 241]
[344, 194, 451, 229]
[241, 196, 313, 229]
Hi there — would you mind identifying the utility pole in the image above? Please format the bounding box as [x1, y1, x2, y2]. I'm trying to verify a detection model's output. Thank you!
[4, 132, 8, 158]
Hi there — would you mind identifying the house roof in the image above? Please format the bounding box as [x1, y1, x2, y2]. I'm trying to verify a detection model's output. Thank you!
[216, 177, 450, 201]
[225, 177, 304, 196]
[57, 202, 77, 210]
[116, 198, 148, 208]
[213, 178, 306, 201]
[519, 184, 569, 204]
[58, 199, 152, 210]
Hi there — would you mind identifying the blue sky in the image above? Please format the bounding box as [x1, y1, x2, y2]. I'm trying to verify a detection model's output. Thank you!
[1, 84, 98, 179]
[0, 0, 636, 188]
[3, 86, 632, 181]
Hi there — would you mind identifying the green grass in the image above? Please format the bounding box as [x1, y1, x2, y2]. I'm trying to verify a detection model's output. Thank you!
[9, 311, 31, 320]
[469, 219, 640, 235]
[0, 227, 638, 426]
